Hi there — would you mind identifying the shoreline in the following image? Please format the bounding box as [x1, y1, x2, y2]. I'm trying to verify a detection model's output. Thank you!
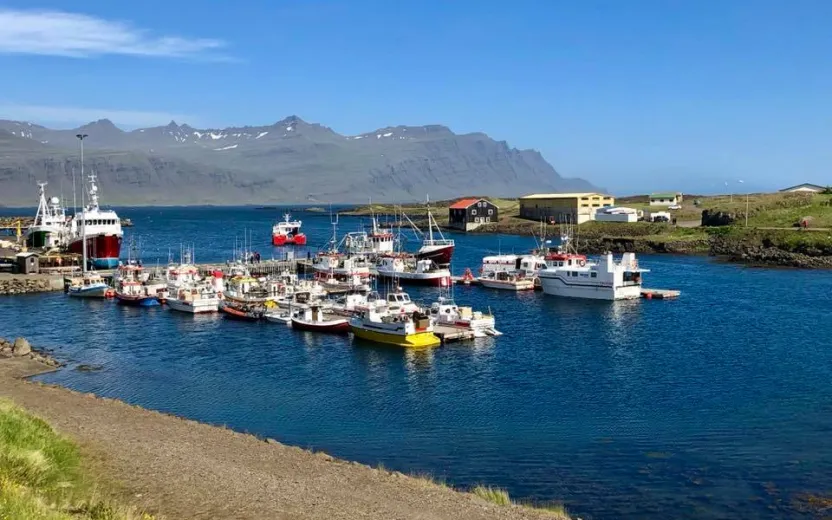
[0, 344, 571, 520]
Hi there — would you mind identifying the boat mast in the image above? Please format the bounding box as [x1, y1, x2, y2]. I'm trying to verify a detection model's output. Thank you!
[76, 134, 88, 274]
[34, 182, 47, 225]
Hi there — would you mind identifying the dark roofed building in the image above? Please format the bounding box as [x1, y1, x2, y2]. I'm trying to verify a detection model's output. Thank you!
[448, 198, 498, 231]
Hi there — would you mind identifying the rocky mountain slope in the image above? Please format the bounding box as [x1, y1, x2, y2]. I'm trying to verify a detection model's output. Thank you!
[0, 116, 596, 206]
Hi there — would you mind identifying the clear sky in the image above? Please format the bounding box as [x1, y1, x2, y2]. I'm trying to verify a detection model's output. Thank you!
[0, 0, 830, 194]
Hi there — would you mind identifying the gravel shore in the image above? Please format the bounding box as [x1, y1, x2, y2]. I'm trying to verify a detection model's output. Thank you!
[0, 356, 566, 520]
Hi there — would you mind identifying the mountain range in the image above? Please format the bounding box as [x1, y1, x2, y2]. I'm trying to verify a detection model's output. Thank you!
[0, 116, 596, 206]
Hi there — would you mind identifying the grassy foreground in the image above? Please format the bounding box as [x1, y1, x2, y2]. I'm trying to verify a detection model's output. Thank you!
[0, 399, 155, 520]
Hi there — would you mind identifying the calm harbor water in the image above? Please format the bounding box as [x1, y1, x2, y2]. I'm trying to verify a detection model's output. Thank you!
[1, 206, 831, 519]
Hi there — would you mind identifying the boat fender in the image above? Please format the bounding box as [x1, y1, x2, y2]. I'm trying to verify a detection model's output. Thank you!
[579, 259, 586, 267]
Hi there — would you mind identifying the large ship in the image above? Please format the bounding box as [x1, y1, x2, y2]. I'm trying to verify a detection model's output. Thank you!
[272, 213, 306, 245]
[26, 182, 67, 249]
[66, 174, 123, 269]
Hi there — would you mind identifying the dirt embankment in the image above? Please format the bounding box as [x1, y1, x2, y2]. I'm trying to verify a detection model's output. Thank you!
[0, 344, 569, 520]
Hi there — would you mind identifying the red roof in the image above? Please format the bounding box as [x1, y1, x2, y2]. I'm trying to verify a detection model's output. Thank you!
[449, 198, 484, 210]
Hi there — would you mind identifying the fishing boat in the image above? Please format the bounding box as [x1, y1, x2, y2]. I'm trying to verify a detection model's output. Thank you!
[343, 213, 396, 258]
[410, 201, 454, 266]
[478, 270, 535, 291]
[219, 300, 265, 321]
[167, 284, 220, 313]
[114, 261, 163, 306]
[272, 213, 307, 245]
[375, 256, 451, 286]
[66, 271, 109, 298]
[290, 303, 351, 333]
[537, 233, 649, 300]
[429, 296, 501, 337]
[350, 305, 440, 348]
[264, 308, 293, 325]
[329, 290, 386, 316]
[66, 166, 109, 299]
[26, 182, 67, 249]
[66, 173, 123, 269]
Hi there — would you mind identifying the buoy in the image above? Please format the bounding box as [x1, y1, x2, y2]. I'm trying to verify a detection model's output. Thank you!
[645, 292, 653, 300]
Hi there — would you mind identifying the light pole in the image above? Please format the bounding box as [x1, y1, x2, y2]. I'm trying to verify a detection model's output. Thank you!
[76, 134, 88, 272]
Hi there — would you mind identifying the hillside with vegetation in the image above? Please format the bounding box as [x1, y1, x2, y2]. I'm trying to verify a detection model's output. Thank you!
[350, 192, 832, 267]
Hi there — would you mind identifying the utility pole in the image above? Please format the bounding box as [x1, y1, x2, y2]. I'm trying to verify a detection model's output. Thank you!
[745, 193, 750, 227]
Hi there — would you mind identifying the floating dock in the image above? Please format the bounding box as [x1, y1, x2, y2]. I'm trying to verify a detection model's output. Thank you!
[450, 275, 481, 286]
[640, 288, 680, 300]
[433, 325, 478, 344]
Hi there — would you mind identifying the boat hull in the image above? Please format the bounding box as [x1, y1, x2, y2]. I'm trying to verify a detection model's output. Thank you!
[478, 279, 535, 291]
[350, 325, 441, 348]
[167, 298, 218, 314]
[68, 234, 122, 269]
[416, 244, 454, 266]
[219, 303, 263, 321]
[67, 284, 109, 298]
[538, 275, 642, 300]
[375, 272, 450, 286]
[291, 318, 350, 333]
[115, 293, 160, 307]
[273, 233, 307, 246]
[26, 229, 61, 249]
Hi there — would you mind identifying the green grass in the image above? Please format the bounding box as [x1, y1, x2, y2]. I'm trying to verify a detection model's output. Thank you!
[0, 399, 156, 520]
[470, 485, 571, 518]
[472, 485, 512, 506]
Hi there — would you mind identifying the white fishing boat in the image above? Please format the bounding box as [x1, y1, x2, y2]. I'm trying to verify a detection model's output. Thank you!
[537, 231, 649, 300]
[375, 256, 451, 286]
[290, 303, 351, 333]
[478, 270, 536, 291]
[167, 284, 220, 313]
[67, 271, 109, 298]
[26, 182, 67, 249]
[429, 296, 501, 337]
[343, 213, 396, 257]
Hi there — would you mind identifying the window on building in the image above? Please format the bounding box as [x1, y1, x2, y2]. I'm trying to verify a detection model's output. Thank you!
[488, 209, 493, 215]
[471, 209, 477, 215]
[592, 204, 600, 207]
[581, 204, 589, 207]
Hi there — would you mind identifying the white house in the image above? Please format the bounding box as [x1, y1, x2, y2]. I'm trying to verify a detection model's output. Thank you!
[649, 192, 683, 206]
[779, 183, 826, 193]
[594, 207, 638, 223]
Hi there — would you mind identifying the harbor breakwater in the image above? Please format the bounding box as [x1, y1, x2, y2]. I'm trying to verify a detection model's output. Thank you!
[0, 274, 64, 295]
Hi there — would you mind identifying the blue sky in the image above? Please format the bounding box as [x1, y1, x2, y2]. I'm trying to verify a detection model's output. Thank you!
[0, 0, 830, 194]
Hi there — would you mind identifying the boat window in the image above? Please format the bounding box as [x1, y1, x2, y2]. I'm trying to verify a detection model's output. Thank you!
[591, 272, 597, 278]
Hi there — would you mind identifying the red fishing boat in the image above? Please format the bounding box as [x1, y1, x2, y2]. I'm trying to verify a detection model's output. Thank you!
[272, 213, 307, 245]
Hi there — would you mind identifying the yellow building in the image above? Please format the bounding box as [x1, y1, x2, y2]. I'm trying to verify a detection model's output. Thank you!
[519, 193, 615, 224]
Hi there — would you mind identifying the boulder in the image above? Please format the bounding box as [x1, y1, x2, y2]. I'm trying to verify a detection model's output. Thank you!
[12, 337, 31, 357]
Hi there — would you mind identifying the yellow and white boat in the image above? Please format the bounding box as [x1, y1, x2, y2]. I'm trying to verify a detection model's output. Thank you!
[349, 289, 440, 348]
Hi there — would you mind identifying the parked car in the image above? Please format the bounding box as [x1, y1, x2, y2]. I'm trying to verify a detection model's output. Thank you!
[668, 204, 682, 210]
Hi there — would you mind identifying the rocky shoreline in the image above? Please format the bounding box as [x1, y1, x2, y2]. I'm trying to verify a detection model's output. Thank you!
[0, 274, 65, 295]
[0, 336, 63, 368]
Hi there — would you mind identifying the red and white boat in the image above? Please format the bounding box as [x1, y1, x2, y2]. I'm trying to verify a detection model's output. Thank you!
[66, 173, 122, 269]
[290, 303, 350, 333]
[375, 256, 451, 286]
[407, 202, 454, 265]
[272, 213, 306, 245]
